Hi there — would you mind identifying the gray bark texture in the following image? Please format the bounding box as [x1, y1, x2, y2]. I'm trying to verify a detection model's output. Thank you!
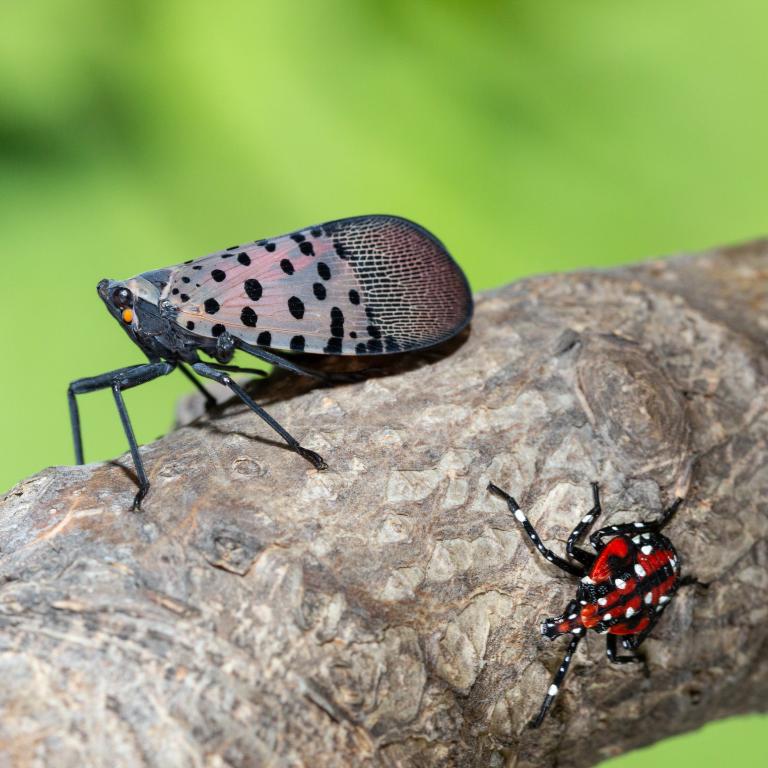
[1, 239, 767, 768]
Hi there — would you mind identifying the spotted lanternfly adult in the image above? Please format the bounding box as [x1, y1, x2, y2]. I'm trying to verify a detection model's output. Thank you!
[68, 215, 473, 509]
[487, 481, 683, 728]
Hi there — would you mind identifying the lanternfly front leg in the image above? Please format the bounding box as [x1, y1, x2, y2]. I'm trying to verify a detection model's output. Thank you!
[530, 634, 582, 729]
[68, 361, 176, 509]
[487, 483, 585, 577]
[191, 361, 327, 470]
[590, 497, 684, 552]
[566, 482, 601, 567]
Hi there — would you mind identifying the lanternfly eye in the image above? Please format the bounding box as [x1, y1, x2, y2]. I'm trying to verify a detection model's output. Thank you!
[112, 287, 134, 309]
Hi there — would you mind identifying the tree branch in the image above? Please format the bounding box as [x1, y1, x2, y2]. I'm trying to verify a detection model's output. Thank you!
[1, 239, 767, 767]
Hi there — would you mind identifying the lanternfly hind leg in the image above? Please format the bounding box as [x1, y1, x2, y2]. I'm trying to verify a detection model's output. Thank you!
[68, 361, 176, 509]
[487, 484, 584, 577]
[191, 361, 327, 470]
[566, 482, 601, 567]
[530, 634, 582, 729]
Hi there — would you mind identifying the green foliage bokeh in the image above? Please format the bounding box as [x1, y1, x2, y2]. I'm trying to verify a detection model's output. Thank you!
[0, 2, 765, 764]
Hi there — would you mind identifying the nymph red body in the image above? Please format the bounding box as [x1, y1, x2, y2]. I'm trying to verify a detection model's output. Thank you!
[488, 481, 683, 728]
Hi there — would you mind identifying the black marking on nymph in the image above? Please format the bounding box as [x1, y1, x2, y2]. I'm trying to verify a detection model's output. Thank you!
[290, 233, 305, 243]
[204, 298, 220, 315]
[324, 337, 343, 354]
[238, 252, 251, 266]
[257, 330, 272, 346]
[288, 296, 305, 320]
[299, 241, 315, 257]
[290, 335, 306, 351]
[317, 262, 331, 280]
[212, 269, 226, 282]
[313, 283, 327, 300]
[348, 289, 360, 305]
[211, 324, 226, 337]
[244, 279, 263, 301]
[280, 259, 295, 275]
[330, 307, 345, 338]
[240, 307, 258, 327]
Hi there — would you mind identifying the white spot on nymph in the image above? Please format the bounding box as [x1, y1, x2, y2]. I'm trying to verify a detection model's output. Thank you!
[548, 684, 559, 696]
[572, 627, 583, 634]
[670, 558, 677, 568]
[564, 656, 571, 662]
[641, 545, 653, 555]
[581, 575, 595, 585]
[632, 536, 641, 544]
[580, 600, 587, 605]
[568, 613, 577, 620]
[598, 597, 607, 606]
[582, 515, 593, 524]
[644, 592, 653, 605]
[603, 613, 613, 621]
[514, 509, 526, 523]
[634, 522, 645, 528]
[615, 578, 627, 589]
[547, 555, 554, 561]
[625, 607, 635, 618]
[634, 564, 647, 578]
[656, 605, 664, 612]
[660, 595, 671, 604]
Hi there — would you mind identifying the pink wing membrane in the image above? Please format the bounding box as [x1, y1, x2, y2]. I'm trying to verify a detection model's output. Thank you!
[166, 215, 472, 355]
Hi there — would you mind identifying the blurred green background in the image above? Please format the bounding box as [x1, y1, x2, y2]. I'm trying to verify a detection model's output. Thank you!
[1, 1, 766, 764]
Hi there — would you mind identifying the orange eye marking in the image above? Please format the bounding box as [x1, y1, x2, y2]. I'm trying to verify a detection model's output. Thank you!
[122, 309, 134, 324]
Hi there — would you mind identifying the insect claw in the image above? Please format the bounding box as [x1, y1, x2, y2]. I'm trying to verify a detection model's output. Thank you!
[297, 447, 328, 470]
[131, 486, 149, 512]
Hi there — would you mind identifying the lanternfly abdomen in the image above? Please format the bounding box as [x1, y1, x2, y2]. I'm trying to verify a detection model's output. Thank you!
[68, 215, 473, 509]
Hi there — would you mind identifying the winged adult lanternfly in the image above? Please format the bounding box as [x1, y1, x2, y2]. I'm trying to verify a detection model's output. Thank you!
[68, 215, 473, 509]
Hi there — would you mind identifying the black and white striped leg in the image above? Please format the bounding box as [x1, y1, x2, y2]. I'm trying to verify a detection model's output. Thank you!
[606, 633, 643, 664]
[191, 361, 327, 470]
[530, 634, 582, 729]
[566, 482, 601, 567]
[590, 497, 684, 551]
[487, 484, 584, 577]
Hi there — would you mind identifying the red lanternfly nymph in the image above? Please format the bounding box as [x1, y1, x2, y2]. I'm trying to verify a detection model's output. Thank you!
[487, 481, 683, 728]
[68, 216, 473, 509]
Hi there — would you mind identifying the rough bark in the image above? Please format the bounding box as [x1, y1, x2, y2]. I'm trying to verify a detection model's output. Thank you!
[1, 239, 767, 768]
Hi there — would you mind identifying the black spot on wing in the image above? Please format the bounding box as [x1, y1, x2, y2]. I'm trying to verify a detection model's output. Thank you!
[280, 259, 295, 275]
[244, 279, 262, 301]
[290, 335, 306, 351]
[240, 307, 258, 327]
[257, 330, 272, 347]
[211, 324, 226, 337]
[212, 269, 226, 282]
[204, 298, 220, 315]
[317, 262, 331, 280]
[288, 296, 305, 320]
[313, 283, 327, 300]
[238, 252, 251, 266]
